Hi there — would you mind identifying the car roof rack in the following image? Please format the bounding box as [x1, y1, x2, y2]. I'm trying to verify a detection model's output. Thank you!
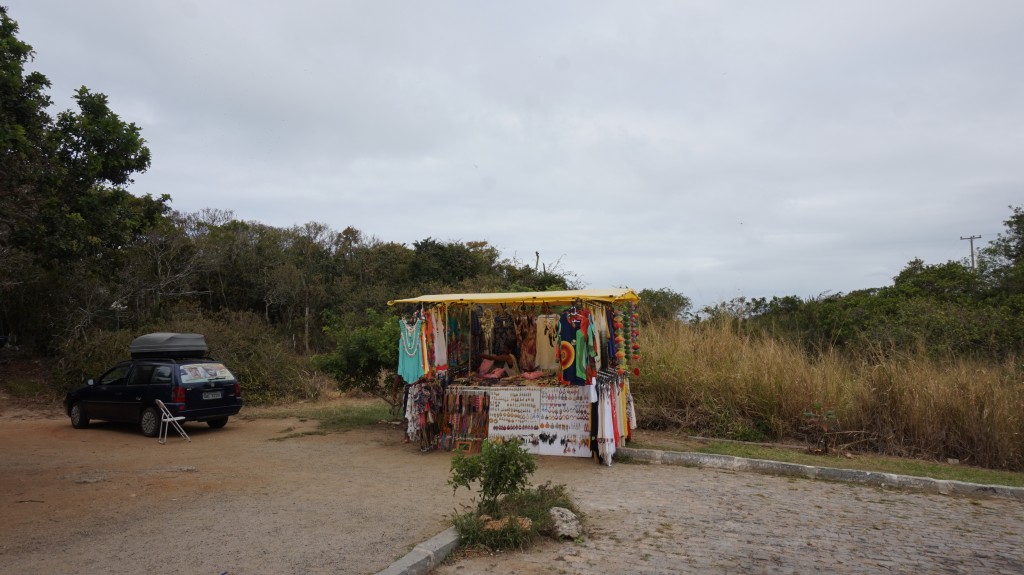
[129, 333, 208, 359]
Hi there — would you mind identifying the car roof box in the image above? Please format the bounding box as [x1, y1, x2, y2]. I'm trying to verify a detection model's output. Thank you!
[130, 332, 208, 359]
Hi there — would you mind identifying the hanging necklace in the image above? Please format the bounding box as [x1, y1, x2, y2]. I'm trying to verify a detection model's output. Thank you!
[401, 319, 420, 356]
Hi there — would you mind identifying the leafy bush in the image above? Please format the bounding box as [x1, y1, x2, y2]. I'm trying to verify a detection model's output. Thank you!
[448, 439, 581, 551]
[449, 439, 537, 514]
[313, 308, 402, 409]
[451, 479, 578, 550]
[54, 307, 320, 404]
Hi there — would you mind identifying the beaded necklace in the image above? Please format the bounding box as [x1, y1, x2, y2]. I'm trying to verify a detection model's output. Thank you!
[401, 318, 421, 357]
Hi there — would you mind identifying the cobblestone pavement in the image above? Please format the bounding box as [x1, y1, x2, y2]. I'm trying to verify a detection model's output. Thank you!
[434, 459, 1024, 575]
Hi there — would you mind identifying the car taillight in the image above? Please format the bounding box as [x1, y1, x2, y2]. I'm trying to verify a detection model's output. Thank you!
[172, 387, 186, 403]
[234, 383, 242, 397]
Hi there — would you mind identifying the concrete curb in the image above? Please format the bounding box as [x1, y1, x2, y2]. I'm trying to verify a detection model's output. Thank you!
[375, 526, 460, 575]
[617, 447, 1024, 501]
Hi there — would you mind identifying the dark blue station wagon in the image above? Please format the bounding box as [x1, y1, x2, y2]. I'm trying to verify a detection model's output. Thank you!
[63, 333, 243, 437]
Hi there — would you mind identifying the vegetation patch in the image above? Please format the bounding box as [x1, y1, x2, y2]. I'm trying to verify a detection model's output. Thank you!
[630, 437, 1024, 488]
[449, 439, 579, 551]
[246, 400, 391, 433]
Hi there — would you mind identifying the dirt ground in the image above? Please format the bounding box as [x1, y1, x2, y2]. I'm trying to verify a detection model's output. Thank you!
[0, 396, 691, 575]
[0, 400, 478, 575]
[5, 399, 1023, 575]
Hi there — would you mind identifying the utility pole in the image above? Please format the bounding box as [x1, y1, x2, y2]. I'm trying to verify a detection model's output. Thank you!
[960, 235, 981, 269]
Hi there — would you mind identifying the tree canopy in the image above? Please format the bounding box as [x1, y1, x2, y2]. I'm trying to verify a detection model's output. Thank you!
[701, 205, 1024, 359]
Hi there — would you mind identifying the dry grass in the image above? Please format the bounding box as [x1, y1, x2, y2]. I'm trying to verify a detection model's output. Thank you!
[635, 320, 1024, 470]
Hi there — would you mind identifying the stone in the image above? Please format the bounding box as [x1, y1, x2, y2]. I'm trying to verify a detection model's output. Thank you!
[549, 506, 582, 539]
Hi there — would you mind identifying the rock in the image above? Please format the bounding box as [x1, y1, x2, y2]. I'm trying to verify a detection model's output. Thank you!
[549, 506, 582, 539]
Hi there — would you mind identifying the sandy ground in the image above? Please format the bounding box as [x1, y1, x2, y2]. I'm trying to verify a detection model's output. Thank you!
[0, 403, 476, 575]
[5, 401, 1024, 575]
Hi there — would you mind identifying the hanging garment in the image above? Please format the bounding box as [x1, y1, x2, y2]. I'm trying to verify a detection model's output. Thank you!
[397, 318, 426, 384]
[598, 382, 616, 465]
[515, 314, 537, 371]
[478, 308, 495, 354]
[535, 314, 560, 371]
[430, 308, 448, 373]
[559, 308, 596, 385]
[493, 312, 518, 357]
[574, 310, 597, 383]
[405, 382, 422, 438]
[587, 304, 607, 370]
[448, 315, 467, 369]
[624, 377, 637, 434]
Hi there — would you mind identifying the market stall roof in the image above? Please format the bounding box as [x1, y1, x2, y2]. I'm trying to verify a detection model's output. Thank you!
[388, 288, 639, 306]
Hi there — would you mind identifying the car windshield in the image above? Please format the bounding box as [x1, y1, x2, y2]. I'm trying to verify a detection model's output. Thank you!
[179, 363, 235, 384]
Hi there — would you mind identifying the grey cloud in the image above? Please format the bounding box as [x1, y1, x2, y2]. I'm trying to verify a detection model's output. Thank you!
[9, 0, 1024, 308]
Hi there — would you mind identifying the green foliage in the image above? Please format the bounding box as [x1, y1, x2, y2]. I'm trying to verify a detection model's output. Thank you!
[452, 481, 577, 550]
[689, 207, 1024, 363]
[313, 308, 401, 405]
[979, 205, 1024, 296]
[55, 308, 318, 404]
[449, 438, 538, 515]
[1, 8, 167, 351]
[638, 287, 692, 323]
[1, 11, 573, 357]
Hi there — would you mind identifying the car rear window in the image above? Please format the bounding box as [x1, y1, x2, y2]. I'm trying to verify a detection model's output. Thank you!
[179, 363, 235, 384]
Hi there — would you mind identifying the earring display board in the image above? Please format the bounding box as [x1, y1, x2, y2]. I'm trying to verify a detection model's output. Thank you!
[487, 386, 592, 458]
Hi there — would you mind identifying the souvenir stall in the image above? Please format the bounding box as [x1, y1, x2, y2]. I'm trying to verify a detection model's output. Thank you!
[388, 288, 641, 465]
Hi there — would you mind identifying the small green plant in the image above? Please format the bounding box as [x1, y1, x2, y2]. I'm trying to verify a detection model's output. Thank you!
[451, 481, 578, 550]
[449, 438, 537, 515]
[803, 402, 838, 454]
[449, 439, 585, 551]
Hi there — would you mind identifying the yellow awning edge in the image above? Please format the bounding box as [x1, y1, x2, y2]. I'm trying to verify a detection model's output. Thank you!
[387, 288, 640, 306]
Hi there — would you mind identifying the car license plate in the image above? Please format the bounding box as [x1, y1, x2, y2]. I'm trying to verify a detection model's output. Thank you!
[202, 391, 223, 400]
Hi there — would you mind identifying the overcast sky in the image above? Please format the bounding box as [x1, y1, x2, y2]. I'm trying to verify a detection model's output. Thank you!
[9, 1, 1023, 308]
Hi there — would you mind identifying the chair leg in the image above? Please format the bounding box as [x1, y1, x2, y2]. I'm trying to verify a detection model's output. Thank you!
[171, 419, 191, 442]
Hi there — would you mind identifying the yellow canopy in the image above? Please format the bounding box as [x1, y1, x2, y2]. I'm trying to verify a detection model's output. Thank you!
[388, 288, 639, 306]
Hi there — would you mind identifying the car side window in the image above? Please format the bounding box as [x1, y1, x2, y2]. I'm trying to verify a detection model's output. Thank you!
[99, 365, 130, 386]
[127, 365, 155, 386]
[152, 366, 173, 384]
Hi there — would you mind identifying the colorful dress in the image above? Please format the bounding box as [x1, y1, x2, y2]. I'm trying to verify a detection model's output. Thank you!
[558, 310, 592, 385]
[535, 314, 560, 371]
[398, 318, 426, 384]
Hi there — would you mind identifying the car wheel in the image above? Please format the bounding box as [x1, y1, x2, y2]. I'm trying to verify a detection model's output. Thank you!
[70, 402, 90, 429]
[140, 407, 161, 437]
[206, 416, 229, 429]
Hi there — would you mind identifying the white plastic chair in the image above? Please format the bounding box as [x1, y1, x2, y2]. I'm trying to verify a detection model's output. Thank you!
[156, 399, 190, 444]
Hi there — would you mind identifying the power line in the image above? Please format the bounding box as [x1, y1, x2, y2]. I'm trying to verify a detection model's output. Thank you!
[960, 235, 981, 269]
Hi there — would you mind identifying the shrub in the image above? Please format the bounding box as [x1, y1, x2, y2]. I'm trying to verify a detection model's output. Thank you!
[449, 438, 537, 514]
[54, 308, 320, 404]
[448, 439, 580, 550]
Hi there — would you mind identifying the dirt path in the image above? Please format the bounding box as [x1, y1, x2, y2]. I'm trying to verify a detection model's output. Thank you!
[0, 406, 472, 575]
[4, 405, 1024, 574]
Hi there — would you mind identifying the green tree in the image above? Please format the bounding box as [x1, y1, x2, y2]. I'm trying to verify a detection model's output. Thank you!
[0, 6, 52, 255]
[979, 205, 1024, 297]
[638, 287, 692, 323]
[313, 308, 403, 409]
[890, 258, 982, 303]
[0, 8, 168, 349]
